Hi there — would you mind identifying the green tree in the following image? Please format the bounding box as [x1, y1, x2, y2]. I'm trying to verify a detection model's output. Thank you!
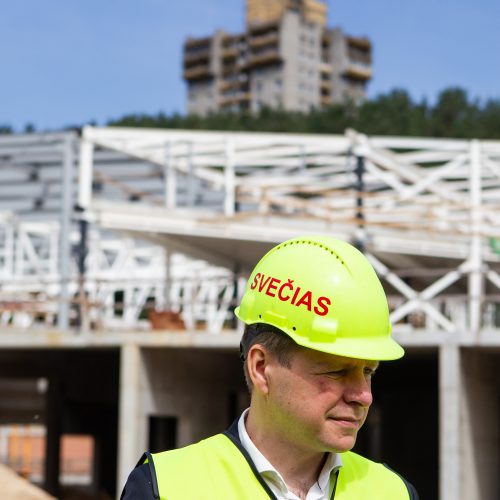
[478, 99, 500, 138]
[24, 123, 36, 133]
[0, 124, 13, 134]
[430, 87, 480, 138]
[354, 89, 428, 136]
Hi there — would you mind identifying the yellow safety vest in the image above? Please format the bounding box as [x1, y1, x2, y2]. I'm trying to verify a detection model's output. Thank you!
[146, 433, 412, 499]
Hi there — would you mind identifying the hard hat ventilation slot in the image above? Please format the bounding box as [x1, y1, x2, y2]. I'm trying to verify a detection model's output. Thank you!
[292, 326, 296, 331]
[275, 238, 347, 267]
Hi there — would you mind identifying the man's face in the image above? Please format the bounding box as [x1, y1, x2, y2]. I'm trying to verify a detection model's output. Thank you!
[264, 347, 378, 454]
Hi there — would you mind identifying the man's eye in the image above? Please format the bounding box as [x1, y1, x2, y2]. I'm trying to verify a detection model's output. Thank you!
[364, 368, 377, 378]
[325, 370, 346, 378]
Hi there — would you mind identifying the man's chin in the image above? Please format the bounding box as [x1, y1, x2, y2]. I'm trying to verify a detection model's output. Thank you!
[322, 434, 358, 453]
[333, 442, 356, 453]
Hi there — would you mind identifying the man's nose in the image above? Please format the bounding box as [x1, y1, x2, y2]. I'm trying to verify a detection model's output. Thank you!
[343, 371, 373, 408]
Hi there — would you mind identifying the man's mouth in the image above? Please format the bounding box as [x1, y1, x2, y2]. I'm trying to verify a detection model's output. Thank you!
[328, 416, 361, 428]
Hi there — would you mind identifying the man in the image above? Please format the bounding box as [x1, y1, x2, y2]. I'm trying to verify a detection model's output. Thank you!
[121, 235, 419, 499]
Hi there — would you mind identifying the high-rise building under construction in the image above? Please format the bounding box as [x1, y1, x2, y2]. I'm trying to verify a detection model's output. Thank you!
[183, 0, 372, 115]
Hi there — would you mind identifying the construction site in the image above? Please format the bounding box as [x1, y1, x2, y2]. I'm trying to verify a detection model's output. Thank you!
[0, 126, 499, 500]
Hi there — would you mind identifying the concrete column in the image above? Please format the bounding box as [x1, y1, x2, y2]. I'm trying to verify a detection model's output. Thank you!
[116, 343, 144, 495]
[439, 343, 461, 500]
[44, 376, 62, 497]
[461, 350, 500, 499]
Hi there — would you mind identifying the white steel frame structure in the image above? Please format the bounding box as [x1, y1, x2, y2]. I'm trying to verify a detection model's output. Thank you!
[2, 127, 500, 500]
[77, 126, 500, 343]
[0, 216, 234, 332]
[2, 127, 500, 341]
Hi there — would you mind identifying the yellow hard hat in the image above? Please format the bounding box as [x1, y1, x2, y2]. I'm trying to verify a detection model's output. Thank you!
[235, 235, 403, 361]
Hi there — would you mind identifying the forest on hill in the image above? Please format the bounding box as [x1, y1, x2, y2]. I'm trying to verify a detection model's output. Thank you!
[2, 87, 500, 138]
[108, 88, 500, 139]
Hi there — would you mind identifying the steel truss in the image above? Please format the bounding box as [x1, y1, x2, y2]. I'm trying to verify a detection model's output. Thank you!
[0, 128, 499, 339]
[0, 215, 233, 332]
[77, 127, 500, 340]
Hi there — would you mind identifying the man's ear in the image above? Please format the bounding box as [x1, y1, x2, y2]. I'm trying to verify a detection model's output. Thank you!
[246, 344, 270, 395]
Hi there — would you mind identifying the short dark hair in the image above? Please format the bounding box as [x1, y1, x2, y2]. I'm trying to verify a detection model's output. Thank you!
[240, 323, 299, 391]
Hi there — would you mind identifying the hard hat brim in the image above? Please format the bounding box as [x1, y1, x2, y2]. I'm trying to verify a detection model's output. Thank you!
[286, 329, 405, 361]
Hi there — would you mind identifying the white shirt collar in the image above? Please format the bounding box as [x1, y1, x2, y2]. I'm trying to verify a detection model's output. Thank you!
[237, 409, 342, 499]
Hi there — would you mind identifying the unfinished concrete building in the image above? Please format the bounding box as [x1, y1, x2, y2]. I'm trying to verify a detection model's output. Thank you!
[246, 0, 328, 27]
[183, 0, 372, 115]
[0, 128, 499, 500]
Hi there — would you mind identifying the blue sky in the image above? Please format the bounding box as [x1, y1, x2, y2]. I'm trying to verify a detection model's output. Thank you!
[2, 0, 500, 131]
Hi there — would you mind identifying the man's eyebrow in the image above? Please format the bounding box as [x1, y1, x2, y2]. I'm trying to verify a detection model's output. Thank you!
[315, 360, 379, 371]
[314, 360, 354, 370]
